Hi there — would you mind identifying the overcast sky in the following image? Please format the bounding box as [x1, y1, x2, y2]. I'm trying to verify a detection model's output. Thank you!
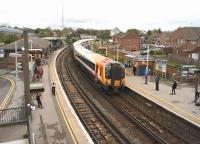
[0, 0, 200, 31]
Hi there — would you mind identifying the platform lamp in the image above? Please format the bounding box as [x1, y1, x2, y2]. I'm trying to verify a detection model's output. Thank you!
[9, 41, 22, 107]
[145, 44, 150, 84]
[0, 27, 32, 144]
[29, 40, 33, 62]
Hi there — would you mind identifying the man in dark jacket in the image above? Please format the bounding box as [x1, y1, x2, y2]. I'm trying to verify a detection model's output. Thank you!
[36, 93, 43, 108]
[155, 75, 160, 91]
[171, 80, 177, 95]
[133, 65, 137, 75]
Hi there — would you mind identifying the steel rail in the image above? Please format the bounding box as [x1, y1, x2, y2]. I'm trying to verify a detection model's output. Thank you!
[57, 48, 130, 144]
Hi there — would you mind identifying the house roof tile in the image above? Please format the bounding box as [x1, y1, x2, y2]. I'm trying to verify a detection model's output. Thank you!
[180, 27, 200, 40]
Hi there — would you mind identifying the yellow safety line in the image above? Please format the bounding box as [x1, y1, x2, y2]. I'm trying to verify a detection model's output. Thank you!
[49, 50, 77, 144]
[55, 92, 77, 144]
[0, 76, 15, 109]
[127, 81, 200, 122]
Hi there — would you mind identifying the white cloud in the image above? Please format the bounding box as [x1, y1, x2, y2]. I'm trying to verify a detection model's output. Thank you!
[0, 0, 200, 31]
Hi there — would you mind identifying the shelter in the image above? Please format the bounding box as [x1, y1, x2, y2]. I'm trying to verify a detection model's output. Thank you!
[42, 37, 65, 51]
[0, 37, 50, 69]
[132, 54, 155, 76]
[30, 82, 44, 93]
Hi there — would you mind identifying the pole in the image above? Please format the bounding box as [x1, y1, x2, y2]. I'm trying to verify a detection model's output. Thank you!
[30, 40, 32, 62]
[15, 41, 18, 99]
[146, 44, 149, 71]
[145, 44, 150, 84]
[23, 30, 31, 143]
[91, 40, 93, 51]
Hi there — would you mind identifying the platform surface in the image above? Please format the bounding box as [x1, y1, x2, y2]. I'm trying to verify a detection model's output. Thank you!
[125, 68, 200, 126]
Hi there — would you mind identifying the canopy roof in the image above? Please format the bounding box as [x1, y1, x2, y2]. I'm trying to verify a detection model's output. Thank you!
[0, 37, 50, 51]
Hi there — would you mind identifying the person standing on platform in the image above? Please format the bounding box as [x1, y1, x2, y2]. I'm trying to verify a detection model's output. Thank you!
[155, 74, 160, 91]
[133, 65, 137, 75]
[194, 90, 199, 103]
[171, 80, 177, 95]
[52, 81, 56, 96]
[147, 68, 151, 82]
[36, 93, 43, 108]
[145, 68, 148, 84]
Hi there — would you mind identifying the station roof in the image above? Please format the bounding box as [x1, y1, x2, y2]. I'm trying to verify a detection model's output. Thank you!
[42, 37, 65, 40]
[30, 82, 44, 93]
[0, 37, 50, 51]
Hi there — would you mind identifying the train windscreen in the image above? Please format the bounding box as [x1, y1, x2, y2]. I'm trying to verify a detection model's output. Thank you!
[105, 63, 112, 79]
[105, 63, 125, 80]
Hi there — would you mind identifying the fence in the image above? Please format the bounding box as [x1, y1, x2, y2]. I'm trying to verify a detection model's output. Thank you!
[168, 54, 199, 66]
[0, 107, 26, 125]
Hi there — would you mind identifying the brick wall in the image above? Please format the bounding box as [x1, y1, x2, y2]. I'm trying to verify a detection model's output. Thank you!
[119, 38, 140, 51]
[171, 28, 200, 51]
[166, 65, 177, 75]
[117, 32, 141, 52]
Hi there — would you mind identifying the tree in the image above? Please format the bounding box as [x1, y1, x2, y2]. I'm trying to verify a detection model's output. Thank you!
[0, 33, 16, 44]
[127, 29, 140, 34]
[147, 30, 152, 36]
[158, 28, 161, 34]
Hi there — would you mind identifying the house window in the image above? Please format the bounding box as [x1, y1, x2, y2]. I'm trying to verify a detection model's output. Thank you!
[191, 40, 196, 44]
[178, 39, 184, 44]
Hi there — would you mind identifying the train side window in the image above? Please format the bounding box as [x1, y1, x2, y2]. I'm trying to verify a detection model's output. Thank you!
[121, 67, 125, 78]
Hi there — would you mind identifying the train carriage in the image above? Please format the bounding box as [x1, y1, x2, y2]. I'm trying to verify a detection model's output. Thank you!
[73, 39, 125, 91]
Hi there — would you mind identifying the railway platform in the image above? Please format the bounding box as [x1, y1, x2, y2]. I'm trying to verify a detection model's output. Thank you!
[125, 68, 200, 126]
[47, 48, 93, 144]
[31, 63, 67, 144]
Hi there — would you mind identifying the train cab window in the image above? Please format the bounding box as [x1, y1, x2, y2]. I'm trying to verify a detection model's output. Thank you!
[121, 66, 125, 78]
[105, 64, 111, 79]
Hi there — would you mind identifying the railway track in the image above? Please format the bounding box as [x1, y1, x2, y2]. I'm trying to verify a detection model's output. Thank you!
[56, 47, 199, 144]
[56, 47, 130, 144]
[62, 47, 166, 144]
[107, 95, 187, 144]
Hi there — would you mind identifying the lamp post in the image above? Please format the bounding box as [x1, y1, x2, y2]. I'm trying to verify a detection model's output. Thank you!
[29, 40, 33, 62]
[9, 41, 22, 100]
[146, 44, 150, 71]
[145, 44, 150, 84]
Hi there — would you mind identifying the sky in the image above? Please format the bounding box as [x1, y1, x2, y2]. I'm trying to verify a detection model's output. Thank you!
[0, 0, 200, 31]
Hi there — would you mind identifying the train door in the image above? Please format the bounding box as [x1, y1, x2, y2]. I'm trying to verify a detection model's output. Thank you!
[95, 65, 98, 80]
[97, 66, 102, 80]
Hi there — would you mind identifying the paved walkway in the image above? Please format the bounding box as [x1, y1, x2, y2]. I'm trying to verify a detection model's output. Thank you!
[0, 74, 27, 143]
[0, 78, 10, 99]
[125, 68, 200, 126]
[31, 64, 67, 144]
[49, 48, 93, 144]
[0, 77, 11, 108]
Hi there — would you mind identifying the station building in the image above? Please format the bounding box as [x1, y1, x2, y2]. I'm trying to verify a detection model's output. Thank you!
[0, 37, 50, 69]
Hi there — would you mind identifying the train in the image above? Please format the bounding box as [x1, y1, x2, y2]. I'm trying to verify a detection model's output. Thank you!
[73, 39, 125, 92]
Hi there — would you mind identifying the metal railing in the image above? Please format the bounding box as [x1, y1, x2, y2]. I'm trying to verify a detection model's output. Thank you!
[0, 107, 26, 125]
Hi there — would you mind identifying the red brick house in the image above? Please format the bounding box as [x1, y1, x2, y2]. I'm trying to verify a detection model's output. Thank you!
[112, 32, 141, 52]
[170, 27, 200, 53]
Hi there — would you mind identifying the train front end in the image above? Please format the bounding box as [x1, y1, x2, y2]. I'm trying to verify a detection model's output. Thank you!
[104, 62, 125, 91]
